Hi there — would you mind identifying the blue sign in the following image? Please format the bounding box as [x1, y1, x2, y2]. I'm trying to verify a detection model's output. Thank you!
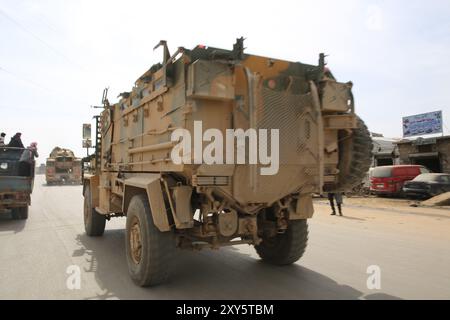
[402, 111, 443, 137]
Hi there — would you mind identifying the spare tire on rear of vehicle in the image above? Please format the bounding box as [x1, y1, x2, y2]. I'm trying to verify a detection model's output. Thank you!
[326, 116, 373, 192]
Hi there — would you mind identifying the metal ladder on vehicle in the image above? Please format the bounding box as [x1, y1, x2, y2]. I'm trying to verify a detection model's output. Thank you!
[94, 115, 101, 172]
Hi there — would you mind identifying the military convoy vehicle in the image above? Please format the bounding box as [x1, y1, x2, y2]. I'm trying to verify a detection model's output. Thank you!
[0, 147, 35, 220]
[82, 38, 372, 286]
[46, 147, 82, 185]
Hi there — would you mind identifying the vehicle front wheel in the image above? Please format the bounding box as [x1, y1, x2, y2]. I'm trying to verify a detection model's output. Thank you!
[125, 194, 175, 287]
[255, 219, 308, 265]
[12, 207, 28, 220]
[83, 185, 106, 236]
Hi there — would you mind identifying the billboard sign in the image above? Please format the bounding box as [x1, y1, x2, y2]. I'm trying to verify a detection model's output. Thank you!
[402, 111, 443, 138]
[82, 124, 92, 140]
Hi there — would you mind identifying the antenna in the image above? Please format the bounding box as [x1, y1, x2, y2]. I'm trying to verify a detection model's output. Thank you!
[90, 87, 110, 109]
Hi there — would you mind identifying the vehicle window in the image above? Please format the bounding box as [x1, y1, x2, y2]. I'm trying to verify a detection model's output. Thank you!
[372, 167, 392, 178]
[56, 167, 72, 174]
[420, 167, 430, 174]
[413, 174, 434, 182]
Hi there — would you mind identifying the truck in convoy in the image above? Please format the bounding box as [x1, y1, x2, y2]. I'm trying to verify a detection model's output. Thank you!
[82, 39, 372, 286]
[46, 147, 82, 185]
[0, 147, 35, 220]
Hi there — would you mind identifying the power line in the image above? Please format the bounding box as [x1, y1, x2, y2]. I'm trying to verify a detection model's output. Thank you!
[0, 8, 84, 71]
[0, 66, 52, 92]
[0, 65, 91, 106]
[33, 12, 64, 36]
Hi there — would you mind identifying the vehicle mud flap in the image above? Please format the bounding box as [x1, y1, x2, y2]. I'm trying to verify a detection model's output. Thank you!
[123, 175, 171, 232]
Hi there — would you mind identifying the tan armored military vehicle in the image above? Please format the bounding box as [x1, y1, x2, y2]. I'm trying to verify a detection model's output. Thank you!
[82, 39, 372, 286]
[46, 147, 82, 185]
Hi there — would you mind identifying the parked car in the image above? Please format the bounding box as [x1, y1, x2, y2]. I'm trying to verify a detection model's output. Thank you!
[370, 165, 430, 197]
[403, 173, 450, 199]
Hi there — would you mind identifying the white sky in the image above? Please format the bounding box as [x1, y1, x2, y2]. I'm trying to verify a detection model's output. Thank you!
[1, 0, 450, 164]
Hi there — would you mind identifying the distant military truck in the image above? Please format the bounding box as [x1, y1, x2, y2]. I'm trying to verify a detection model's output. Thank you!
[0, 147, 35, 220]
[46, 147, 82, 185]
[82, 39, 372, 286]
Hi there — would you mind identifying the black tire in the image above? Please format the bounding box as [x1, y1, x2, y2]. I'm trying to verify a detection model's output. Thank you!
[12, 207, 28, 220]
[83, 185, 106, 236]
[330, 116, 373, 192]
[125, 194, 175, 287]
[255, 219, 308, 265]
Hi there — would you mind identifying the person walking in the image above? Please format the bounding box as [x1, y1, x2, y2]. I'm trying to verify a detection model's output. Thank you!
[328, 192, 344, 216]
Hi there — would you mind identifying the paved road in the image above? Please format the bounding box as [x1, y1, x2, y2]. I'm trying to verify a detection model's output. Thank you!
[1, 175, 449, 299]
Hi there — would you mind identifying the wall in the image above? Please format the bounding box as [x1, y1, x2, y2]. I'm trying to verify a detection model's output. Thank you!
[397, 137, 450, 174]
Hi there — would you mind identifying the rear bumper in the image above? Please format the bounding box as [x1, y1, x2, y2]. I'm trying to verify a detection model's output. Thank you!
[46, 175, 81, 184]
[0, 192, 30, 210]
[370, 190, 398, 196]
[402, 187, 432, 198]
[0, 201, 29, 210]
[370, 183, 402, 195]
[370, 187, 398, 195]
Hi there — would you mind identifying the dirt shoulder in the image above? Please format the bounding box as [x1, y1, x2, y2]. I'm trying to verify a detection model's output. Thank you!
[313, 195, 450, 242]
[314, 195, 450, 217]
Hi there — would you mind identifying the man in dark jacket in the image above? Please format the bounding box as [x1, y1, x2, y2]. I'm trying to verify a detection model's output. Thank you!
[8, 133, 24, 148]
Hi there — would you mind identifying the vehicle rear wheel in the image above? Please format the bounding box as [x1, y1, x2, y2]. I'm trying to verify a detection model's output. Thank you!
[125, 194, 175, 287]
[83, 185, 106, 236]
[12, 207, 28, 220]
[255, 219, 308, 265]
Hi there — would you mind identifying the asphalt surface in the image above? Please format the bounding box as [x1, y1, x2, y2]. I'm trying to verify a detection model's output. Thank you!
[1, 175, 449, 300]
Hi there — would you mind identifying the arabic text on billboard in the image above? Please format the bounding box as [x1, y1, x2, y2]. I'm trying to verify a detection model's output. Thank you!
[402, 111, 443, 138]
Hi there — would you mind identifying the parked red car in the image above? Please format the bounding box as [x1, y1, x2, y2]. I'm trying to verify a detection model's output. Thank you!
[370, 165, 430, 196]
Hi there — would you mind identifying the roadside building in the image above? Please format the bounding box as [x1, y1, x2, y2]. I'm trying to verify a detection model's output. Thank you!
[371, 136, 401, 167]
[396, 136, 450, 173]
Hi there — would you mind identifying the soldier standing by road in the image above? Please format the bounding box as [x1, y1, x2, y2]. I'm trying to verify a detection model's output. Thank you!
[328, 192, 344, 216]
